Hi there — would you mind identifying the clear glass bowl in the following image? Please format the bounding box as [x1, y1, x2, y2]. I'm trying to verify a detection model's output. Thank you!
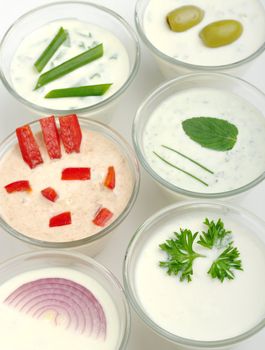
[133, 72, 265, 200]
[0, 1, 140, 122]
[123, 201, 265, 349]
[0, 117, 140, 253]
[0, 250, 130, 350]
[135, 0, 265, 78]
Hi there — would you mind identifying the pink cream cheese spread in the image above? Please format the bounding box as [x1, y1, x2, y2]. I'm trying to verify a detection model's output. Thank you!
[0, 117, 134, 243]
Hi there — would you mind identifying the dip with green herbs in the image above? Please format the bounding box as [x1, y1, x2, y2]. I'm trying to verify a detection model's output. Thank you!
[10, 19, 129, 110]
[143, 87, 265, 194]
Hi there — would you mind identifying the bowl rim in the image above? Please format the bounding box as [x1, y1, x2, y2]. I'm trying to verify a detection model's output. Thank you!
[135, 0, 265, 71]
[132, 72, 265, 199]
[123, 200, 265, 348]
[0, 249, 131, 350]
[0, 116, 140, 248]
[0, 0, 140, 115]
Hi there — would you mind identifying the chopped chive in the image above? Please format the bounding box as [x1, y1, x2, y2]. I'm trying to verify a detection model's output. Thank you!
[34, 43, 103, 90]
[153, 152, 209, 187]
[34, 27, 68, 73]
[45, 84, 112, 98]
[162, 145, 214, 174]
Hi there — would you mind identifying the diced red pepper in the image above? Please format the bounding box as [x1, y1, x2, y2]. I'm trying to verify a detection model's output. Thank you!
[41, 187, 58, 202]
[61, 168, 91, 180]
[49, 212, 71, 227]
[104, 166, 116, 190]
[93, 208, 113, 227]
[16, 125, 43, 169]
[5, 180, 31, 193]
[59, 114, 82, 153]
[40, 116, 61, 159]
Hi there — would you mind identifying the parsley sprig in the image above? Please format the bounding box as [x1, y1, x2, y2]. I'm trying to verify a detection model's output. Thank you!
[208, 243, 243, 282]
[159, 218, 243, 283]
[197, 218, 232, 249]
[159, 229, 205, 282]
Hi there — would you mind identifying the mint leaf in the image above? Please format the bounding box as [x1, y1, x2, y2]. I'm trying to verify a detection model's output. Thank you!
[182, 117, 238, 151]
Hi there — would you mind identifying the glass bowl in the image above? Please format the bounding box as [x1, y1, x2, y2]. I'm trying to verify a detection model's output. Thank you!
[133, 72, 265, 200]
[0, 117, 140, 253]
[0, 1, 140, 123]
[123, 201, 265, 349]
[135, 0, 265, 78]
[0, 250, 130, 350]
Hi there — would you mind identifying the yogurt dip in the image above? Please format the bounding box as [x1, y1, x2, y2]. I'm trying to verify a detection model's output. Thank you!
[10, 19, 130, 110]
[0, 267, 120, 350]
[129, 204, 265, 341]
[0, 122, 134, 243]
[142, 87, 265, 194]
[143, 0, 265, 66]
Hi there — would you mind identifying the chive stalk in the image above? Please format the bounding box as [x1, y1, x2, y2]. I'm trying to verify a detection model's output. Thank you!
[34, 27, 68, 73]
[34, 43, 104, 90]
[45, 84, 112, 98]
[153, 152, 209, 187]
[162, 145, 214, 174]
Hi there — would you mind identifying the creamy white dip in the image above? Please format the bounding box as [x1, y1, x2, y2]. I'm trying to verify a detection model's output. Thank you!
[143, 87, 265, 194]
[134, 209, 265, 341]
[143, 0, 265, 66]
[10, 19, 130, 109]
[0, 129, 133, 242]
[0, 268, 120, 350]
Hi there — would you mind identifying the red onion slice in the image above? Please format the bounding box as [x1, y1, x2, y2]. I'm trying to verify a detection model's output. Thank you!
[4, 278, 107, 339]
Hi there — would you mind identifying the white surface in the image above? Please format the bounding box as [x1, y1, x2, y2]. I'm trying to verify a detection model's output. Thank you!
[0, 1, 264, 349]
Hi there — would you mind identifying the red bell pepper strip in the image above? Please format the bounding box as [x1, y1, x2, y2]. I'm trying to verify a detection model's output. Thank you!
[61, 167, 91, 180]
[41, 187, 58, 202]
[104, 166, 115, 190]
[59, 114, 82, 153]
[40, 116, 61, 159]
[49, 212, 71, 227]
[5, 180, 31, 193]
[93, 208, 113, 227]
[16, 125, 43, 169]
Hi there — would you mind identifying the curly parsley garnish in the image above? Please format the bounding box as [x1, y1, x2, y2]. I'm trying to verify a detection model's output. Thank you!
[197, 218, 232, 249]
[208, 243, 243, 282]
[159, 229, 205, 282]
[159, 218, 243, 283]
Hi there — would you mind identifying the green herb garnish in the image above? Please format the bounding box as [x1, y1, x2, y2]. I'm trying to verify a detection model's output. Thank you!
[34, 43, 103, 89]
[197, 218, 232, 249]
[208, 243, 243, 282]
[182, 117, 238, 151]
[153, 151, 209, 187]
[160, 218, 243, 283]
[34, 27, 68, 73]
[162, 145, 214, 174]
[45, 84, 112, 98]
[160, 229, 205, 282]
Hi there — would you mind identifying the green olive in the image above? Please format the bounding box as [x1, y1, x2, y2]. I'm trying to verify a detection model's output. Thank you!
[167, 5, 205, 32]
[199, 20, 243, 48]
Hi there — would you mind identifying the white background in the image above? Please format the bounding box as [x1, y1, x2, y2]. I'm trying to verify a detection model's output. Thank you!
[0, 0, 264, 349]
